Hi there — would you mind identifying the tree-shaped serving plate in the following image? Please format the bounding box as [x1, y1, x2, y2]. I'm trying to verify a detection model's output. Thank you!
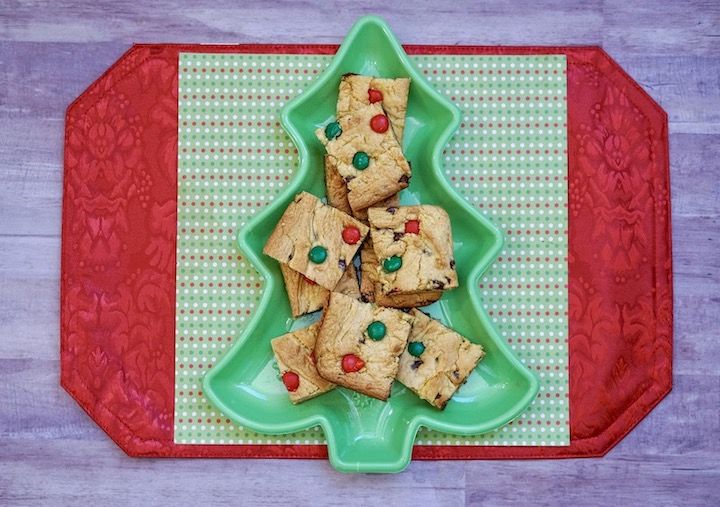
[202, 15, 539, 473]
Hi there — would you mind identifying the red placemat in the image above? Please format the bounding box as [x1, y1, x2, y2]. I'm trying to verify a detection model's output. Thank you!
[61, 43, 671, 459]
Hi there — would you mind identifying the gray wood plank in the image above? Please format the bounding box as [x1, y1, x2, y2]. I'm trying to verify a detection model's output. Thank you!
[611, 56, 720, 134]
[603, 0, 720, 56]
[465, 453, 720, 506]
[0, 120, 64, 237]
[0, 438, 467, 506]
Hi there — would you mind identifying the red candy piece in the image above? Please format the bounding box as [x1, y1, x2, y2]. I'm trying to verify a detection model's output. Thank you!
[342, 354, 365, 373]
[309, 350, 316, 364]
[370, 114, 389, 133]
[281, 371, 300, 392]
[303, 275, 317, 286]
[342, 226, 361, 245]
[404, 219, 420, 234]
[368, 88, 383, 103]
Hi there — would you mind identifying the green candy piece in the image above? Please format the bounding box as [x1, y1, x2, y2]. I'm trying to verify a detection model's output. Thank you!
[324, 121, 342, 140]
[367, 321, 386, 341]
[382, 255, 402, 273]
[408, 341, 425, 357]
[352, 151, 370, 170]
[308, 245, 327, 264]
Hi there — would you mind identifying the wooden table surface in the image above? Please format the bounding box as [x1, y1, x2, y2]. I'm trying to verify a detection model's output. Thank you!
[1, 1, 718, 505]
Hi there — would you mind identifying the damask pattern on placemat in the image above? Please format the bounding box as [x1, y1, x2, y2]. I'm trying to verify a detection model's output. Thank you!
[61, 44, 671, 460]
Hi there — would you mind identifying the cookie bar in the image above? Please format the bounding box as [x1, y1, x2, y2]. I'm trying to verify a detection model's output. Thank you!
[270, 322, 336, 404]
[280, 262, 360, 318]
[316, 102, 411, 213]
[314, 292, 414, 401]
[263, 192, 369, 290]
[359, 239, 442, 308]
[396, 309, 485, 409]
[326, 74, 407, 221]
[337, 74, 411, 144]
[368, 205, 458, 295]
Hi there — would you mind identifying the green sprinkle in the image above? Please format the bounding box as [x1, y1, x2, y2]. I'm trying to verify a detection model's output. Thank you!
[367, 321, 386, 341]
[408, 342, 425, 357]
[352, 151, 370, 170]
[382, 255, 402, 273]
[308, 245, 327, 264]
[324, 121, 342, 140]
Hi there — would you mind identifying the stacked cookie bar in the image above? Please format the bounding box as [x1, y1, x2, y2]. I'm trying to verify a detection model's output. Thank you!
[263, 74, 485, 408]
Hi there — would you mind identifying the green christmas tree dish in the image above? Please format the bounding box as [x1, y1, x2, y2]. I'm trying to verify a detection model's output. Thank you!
[203, 15, 539, 473]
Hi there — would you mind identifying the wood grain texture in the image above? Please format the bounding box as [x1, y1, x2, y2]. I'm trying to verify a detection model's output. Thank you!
[1, 0, 718, 505]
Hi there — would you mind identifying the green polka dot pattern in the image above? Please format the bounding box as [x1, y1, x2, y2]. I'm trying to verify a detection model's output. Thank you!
[175, 53, 568, 447]
[414, 55, 569, 446]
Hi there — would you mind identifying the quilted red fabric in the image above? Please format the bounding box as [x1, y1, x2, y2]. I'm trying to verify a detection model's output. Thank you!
[61, 44, 671, 459]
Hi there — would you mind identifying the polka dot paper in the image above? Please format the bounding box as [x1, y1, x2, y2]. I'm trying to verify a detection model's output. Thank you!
[175, 53, 568, 446]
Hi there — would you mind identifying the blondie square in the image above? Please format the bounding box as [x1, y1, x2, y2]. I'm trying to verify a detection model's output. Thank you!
[263, 192, 369, 290]
[368, 205, 458, 295]
[325, 74, 407, 221]
[396, 309, 485, 409]
[270, 322, 336, 404]
[359, 239, 442, 308]
[336, 74, 411, 144]
[316, 102, 411, 213]
[314, 292, 414, 401]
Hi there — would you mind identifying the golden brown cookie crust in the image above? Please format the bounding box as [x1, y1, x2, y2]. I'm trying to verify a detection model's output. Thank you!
[323, 155, 353, 216]
[333, 260, 361, 301]
[358, 240, 377, 303]
[280, 263, 328, 317]
[280, 262, 360, 318]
